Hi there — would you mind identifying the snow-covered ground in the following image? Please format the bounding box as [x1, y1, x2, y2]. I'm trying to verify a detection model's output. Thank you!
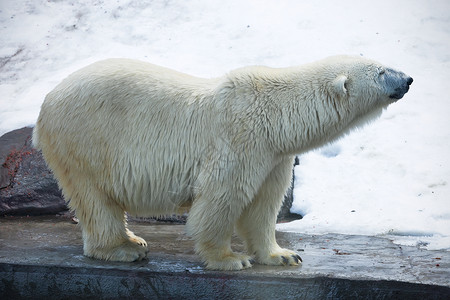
[1, 0, 449, 250]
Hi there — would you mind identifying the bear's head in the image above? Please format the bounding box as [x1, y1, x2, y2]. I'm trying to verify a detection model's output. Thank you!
[319, 55, 413, 134]
[286, 55, 414, 151]
[328, 55, 413, 106]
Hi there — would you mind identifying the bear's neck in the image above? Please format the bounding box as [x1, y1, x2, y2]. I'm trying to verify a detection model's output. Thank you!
[269, 92, 383, 156]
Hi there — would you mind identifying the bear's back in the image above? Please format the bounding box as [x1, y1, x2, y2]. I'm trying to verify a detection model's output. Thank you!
[45, 59, 217, 108]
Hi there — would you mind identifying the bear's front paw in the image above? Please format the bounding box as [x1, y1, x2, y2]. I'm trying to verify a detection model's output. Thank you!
[257, 248, 302, 266]
[126, 229, 148, 247]
[205, 253, 254, 271]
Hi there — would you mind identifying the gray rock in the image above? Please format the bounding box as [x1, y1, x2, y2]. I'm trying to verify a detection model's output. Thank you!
[0, 127, 67, 215]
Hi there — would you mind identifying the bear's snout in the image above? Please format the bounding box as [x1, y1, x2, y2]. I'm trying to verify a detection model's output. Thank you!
[407, 77, 413, 86]
[387, 69, 413, 100]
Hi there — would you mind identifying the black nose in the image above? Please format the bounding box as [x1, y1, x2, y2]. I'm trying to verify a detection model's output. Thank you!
[407, 77, 413, 85]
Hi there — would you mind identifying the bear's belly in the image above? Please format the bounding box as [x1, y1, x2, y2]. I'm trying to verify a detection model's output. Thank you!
[118, 174, 196, 217]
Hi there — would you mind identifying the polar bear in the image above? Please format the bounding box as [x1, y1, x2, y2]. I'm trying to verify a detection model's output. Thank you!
[33, 56, 412, 270]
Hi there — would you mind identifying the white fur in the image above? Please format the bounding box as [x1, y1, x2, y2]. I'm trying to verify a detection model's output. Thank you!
[33, 55, 406, 270]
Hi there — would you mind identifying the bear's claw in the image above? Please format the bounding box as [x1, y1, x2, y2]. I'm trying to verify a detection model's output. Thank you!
[292, 254, 302, 264]
[129, 236, 147, 247]
[281, 254, 303, 266]
[281, 255, 302, 265]
[257, 248, 302, 267]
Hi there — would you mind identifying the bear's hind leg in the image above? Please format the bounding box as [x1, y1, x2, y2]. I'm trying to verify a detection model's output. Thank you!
[72, 188, 148, 262]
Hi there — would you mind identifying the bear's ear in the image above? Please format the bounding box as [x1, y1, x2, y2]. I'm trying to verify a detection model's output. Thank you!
[333, 75, 348, 96]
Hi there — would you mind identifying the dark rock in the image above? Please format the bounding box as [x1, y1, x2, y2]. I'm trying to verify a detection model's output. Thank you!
[0, 127, 67, 216]
[0, 127, 32, 189]
[129, 214, 188, 224]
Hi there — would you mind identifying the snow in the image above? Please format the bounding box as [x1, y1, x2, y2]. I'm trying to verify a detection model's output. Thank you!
[1, 0, 449, 250]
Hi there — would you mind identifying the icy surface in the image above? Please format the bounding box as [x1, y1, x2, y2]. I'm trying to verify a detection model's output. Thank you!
[0, 0, 449, 250]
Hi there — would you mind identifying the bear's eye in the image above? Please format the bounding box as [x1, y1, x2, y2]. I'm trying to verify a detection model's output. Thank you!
[379, 69, 385, 75]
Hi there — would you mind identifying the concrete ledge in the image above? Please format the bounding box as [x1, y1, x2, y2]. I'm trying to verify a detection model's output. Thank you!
[2, 263, 449, 300]
[0, 216, 449, 299]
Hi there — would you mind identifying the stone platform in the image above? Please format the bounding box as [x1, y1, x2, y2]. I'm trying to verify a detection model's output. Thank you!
[0, 216, 449, 299]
